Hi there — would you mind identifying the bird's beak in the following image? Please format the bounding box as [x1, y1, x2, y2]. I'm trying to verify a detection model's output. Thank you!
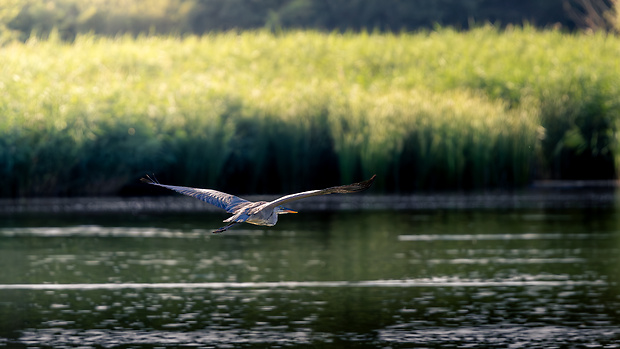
[283, 209, 297, 214]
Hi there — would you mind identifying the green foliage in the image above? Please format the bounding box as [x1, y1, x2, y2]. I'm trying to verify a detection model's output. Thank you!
[3, 0, 195, 41]
[1, 28, 619, 196]
[0, 0, 578, 42]
[612, 0, 620, 33]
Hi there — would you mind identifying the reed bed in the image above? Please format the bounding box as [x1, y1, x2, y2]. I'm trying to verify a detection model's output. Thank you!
[1, 27, 618, 196]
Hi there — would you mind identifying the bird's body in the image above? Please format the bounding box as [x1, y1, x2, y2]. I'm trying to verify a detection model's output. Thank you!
[141, 175, 376, 233]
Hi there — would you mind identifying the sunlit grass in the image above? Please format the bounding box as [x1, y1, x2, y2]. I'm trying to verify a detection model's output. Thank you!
[1, 27, 619, 196]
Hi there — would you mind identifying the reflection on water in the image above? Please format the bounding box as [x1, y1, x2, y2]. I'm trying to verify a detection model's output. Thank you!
[1, 207, 619, 348]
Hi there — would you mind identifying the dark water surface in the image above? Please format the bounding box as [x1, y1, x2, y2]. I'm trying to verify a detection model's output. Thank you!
[1, 197, 619, 348]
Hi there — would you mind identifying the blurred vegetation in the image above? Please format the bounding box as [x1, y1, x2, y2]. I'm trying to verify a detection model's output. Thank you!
[564, 0, 620, 33]
[0, 0, 607, 43]
[1, 27, 619, 196]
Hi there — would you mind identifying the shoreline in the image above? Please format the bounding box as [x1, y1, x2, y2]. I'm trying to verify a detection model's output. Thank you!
[1, 182, 617, 214]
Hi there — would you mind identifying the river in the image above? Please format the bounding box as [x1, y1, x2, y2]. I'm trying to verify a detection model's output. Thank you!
[1, 190, 619, 348]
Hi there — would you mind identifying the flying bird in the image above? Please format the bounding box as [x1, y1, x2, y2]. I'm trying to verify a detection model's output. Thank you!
[141, 174, 376, 233]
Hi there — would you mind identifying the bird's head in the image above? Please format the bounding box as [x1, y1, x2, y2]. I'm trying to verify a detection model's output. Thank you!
[276, 206, 297, 215]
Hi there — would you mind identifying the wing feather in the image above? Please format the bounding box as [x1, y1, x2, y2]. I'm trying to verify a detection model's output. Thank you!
[263, 175, 376, 210]
[140, 177, 249, 213]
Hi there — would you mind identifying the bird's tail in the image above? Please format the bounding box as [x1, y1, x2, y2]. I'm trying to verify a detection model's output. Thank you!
[140, 174, 160, 185]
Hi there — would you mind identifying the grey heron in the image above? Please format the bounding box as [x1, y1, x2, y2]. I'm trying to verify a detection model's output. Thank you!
[141, 174, 376, 233]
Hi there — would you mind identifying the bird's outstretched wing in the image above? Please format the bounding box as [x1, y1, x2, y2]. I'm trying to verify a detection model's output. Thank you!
[261, 175, 376, 211]
[140, 175, 250, 213]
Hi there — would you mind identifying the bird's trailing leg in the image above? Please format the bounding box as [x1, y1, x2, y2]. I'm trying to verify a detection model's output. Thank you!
[213, 222, 239, 234]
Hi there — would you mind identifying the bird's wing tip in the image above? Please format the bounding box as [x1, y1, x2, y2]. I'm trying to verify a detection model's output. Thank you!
[336, 174, 377, 193]
[140, 174, 160, 185]
[360, 174, 377, 188]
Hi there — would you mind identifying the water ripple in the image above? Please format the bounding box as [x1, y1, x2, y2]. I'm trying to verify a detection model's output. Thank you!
[16, 328, 320, 347]
[398, 233, 613, 241]
[0, 226, 227, 238]
[0, 277, 608, 290]
[12, 325, 620, 348]
[378, 325, 620, 346]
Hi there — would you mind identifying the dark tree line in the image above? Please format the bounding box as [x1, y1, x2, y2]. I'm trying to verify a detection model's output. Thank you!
[3, 0, 601, 41]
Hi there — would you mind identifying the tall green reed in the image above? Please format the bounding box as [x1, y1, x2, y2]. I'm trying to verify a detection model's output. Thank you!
[0, 28, 617, 196]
